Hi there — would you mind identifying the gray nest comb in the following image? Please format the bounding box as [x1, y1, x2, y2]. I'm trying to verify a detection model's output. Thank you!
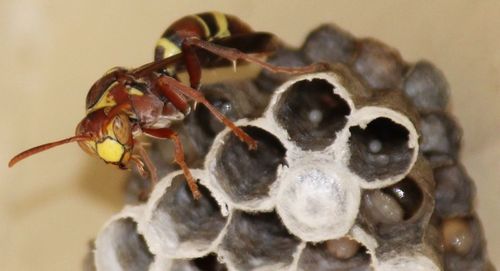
[86, 24, 495, 271]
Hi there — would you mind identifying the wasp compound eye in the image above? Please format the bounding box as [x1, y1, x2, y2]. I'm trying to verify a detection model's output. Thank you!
[112, 114, 132, 145]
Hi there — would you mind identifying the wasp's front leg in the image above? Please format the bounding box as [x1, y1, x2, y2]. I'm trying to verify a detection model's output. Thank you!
[142, 127, 201, 200]
[156, 76, 257, 150]
[133, 143, 159, 201]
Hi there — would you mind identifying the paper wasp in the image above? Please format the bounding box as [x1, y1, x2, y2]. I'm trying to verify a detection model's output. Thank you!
[9, 12, 325, 199]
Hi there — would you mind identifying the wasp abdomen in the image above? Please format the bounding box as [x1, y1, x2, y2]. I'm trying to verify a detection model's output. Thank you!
[154, 12, 253, 62]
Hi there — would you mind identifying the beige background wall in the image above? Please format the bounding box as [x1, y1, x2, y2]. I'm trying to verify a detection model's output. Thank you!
[0, 1, 498, 270]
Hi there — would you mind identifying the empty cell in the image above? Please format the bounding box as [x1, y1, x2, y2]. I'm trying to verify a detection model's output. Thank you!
[348, 117, 414, 182]
[275, 78, 351, 150]
[95, 218, 154, 271]
[214, 126, 286, 202]
[146, 175, 227, 256]
[220, 211, 300, 271]
[297, 240, 371, 271]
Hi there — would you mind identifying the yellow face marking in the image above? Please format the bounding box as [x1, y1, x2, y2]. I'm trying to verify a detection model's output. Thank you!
[212, 11, 230, 39]
[87, 82, 118, 113]
[96, 138, 124, 163]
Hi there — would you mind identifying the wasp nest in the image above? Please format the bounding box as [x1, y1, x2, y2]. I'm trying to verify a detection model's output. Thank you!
[88, 24, 495, 271]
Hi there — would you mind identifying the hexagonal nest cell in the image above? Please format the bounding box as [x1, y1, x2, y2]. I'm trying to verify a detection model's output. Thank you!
[275, 78, 351, 150]
[212, 125, 287, 203]
[220, 211, 301, 271]
[88, 20, 495, 271]
[348, 117, 414, 182]
[142, 173, 227, 258]
[94, 208, 154, 271]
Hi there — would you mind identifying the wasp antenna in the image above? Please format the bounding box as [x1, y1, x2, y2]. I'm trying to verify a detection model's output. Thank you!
[132, 54, 183, 77]
[8, 135, 90, 167]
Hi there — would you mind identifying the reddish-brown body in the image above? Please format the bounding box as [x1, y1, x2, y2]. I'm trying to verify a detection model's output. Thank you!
[9, 12, 325, 200]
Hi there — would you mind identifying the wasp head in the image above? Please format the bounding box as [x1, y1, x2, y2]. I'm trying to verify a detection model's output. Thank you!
[76, 109, 134, 168]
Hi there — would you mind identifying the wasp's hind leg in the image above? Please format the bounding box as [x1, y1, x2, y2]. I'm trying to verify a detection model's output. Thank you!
[183, 37, 329, 75]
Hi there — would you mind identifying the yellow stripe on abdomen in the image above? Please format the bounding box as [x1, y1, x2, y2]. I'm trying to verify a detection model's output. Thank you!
[212, 11, 230, 39]
[192, 14, 211, 38]
[156, 37, 182, 59]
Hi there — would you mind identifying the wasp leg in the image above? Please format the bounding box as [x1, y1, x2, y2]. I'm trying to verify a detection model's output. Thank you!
[131, 155, 148, 178]
[153, 79, 191, 114]
[181, 42, 202, 89]
[156, 76, 257, 150]
[143, 128, 201, 200]
[134, 144, 159, 201]
[183, 37, 329, 74]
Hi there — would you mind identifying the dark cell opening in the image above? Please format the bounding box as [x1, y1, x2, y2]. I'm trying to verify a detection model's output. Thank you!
[215, 126, 286, 202]
[154, 175, 226, 243]
[382, 177, 424, 220]
[221, 211, 300, 271]
[192, 253, 228, 271]
[275, 78, 351, 150]
[348, 117, 413, 181]
[113, 218, 154, 271]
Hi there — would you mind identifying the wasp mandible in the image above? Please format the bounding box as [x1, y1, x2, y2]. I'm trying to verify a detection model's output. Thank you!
[9, 12, 325, 199]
